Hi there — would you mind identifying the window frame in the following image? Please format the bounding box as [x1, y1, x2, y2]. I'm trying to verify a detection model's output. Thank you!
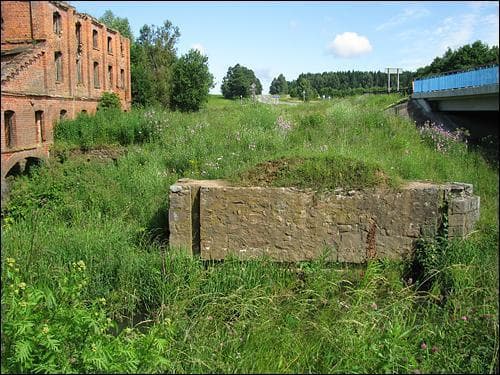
[35, 110, 45, 143]
[92, 29, 99, 49]
[93, 61, 100, 88]
[4, 110, 15, 148]
[53, 12, 62, 36]
[54, 51, 63, 82]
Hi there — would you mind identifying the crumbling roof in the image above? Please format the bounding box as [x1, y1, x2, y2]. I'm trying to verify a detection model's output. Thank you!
[1, 43, 46, 83]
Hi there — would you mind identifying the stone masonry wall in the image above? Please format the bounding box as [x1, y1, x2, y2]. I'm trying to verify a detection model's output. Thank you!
[169, 179, 480, 263]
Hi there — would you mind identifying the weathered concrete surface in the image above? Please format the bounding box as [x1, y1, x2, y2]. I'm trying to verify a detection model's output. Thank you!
[169, 179, 480, 262]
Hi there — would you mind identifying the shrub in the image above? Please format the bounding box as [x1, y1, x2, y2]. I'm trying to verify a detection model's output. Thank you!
[97, 92, 122, 111]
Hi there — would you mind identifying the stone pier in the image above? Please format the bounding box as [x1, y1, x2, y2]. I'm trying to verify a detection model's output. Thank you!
[168, 179, 480, 262]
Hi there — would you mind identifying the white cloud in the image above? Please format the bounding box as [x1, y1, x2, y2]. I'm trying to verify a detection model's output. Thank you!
[376, 8, 430, 31]
[435, 14, 477, 53]
[191, 43, 206, 55]
[327, 32, 373, 58]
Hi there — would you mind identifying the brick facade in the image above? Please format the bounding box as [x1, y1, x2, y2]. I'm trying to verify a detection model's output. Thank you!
[1, 0, 131, 179]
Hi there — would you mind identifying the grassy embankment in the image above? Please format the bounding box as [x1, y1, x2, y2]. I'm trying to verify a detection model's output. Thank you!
[1, 94, 498, 373]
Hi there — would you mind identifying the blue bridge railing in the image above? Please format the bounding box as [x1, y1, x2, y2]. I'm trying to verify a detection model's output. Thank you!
[413, 65, 499, 93]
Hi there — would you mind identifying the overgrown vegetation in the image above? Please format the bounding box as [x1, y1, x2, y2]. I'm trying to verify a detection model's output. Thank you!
[97, 92, 122, 111]
[2, 94, 498, 373]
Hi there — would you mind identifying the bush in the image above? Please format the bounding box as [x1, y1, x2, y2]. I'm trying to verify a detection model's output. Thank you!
[97, 92, 122, 111]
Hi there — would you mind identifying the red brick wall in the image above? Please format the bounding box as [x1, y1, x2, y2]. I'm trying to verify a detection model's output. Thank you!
[1, 95, 100, 148]
[1, 1, 32, 45]
[1, 1, 132, 178]
[1, 50, 47, 95]
[2, 1, 131, 106]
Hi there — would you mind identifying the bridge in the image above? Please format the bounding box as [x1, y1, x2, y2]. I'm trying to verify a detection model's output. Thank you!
[411, 65, 499, 111]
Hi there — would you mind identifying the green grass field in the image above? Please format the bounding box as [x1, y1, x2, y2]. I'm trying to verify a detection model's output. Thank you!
[1, 94, 498, 373]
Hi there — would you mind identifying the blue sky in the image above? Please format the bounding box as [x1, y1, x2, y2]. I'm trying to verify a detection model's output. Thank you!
[69, 1, 499, 94]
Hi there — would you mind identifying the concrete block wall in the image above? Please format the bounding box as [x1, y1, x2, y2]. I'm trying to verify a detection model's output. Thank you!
[169, 179, 480, 263]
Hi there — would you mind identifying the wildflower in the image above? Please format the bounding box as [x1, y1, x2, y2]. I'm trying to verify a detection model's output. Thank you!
[276, 115, 293, 132]
[91, 343, 97, 352]
[6, 257, 16, 267]
[76, 260, 86, 271]
[42, 325, 50, 334]
[319, 145, 328, 152]
[461, 315, 468, 321]
[370, 302, 378, 310]
[249, 143, 256, 150]
[18, 282, 26, 290]
[420, 342, 427, 350]
[98, 297, 106, 305]
[431, 346, 439, 353]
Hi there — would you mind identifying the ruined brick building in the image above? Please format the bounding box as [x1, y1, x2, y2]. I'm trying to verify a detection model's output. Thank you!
[1, 0, 131, 181]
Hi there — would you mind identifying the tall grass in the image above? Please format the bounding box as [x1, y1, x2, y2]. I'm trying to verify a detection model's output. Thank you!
[1, 94, 498, 373]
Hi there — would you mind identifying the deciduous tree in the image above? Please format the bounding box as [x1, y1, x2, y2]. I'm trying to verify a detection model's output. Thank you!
[170, 49, 214, 112]
[221, 64, 262, 99]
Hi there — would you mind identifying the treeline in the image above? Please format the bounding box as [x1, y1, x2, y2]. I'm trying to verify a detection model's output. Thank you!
[415, 41, 499, 78]
[287, 71, 414, 99]
[270, 41, 498, 100]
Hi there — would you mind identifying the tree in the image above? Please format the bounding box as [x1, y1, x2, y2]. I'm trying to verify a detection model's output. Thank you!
[130, 43, 156, 107]
[269, 74, 288, 95]
[416, 41, 499, 77]
[99, 10, 133, 40]
[221, 64, 262, 99]
[296, 77, 318, 101]
[170, 49, 214, 112]
[135, 21, 181, 107]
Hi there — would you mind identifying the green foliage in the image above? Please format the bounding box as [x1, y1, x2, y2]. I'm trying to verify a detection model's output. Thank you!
[2, 94, 498, 373]
[54, 107, 168, 148]
[132, 20, 181, 107]
[98, 10, 133, 40]
[97, 92, 122, 111]
[289, 77, 319, 101]
[170, 49, 214, 112]
[416, 41, 499, 77]
[269, 73, 288, 95]
[1, 258, 178, 373]
[221, 64, 263, 99]
[287, 70, 414, 98]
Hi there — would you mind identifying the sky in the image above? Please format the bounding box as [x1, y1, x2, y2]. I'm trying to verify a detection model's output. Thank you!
[68, 1, 499, 94]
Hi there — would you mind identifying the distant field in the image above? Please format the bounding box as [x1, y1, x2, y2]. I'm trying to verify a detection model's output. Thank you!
[2, 94, 498, 373]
